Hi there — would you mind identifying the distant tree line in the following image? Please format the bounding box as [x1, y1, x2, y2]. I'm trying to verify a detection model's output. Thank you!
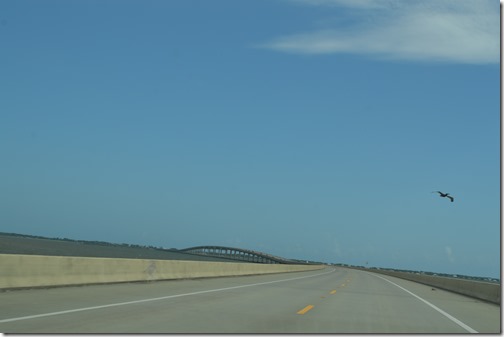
[331, 263, 499, 283]
[0, 232, 177, 252]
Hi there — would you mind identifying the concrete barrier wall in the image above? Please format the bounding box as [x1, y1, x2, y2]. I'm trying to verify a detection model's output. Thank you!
[357, 268, 500, 305]
[0, 254, 325, 289]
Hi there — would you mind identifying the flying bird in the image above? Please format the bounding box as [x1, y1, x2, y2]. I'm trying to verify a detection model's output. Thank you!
[433, 191, 454, 202]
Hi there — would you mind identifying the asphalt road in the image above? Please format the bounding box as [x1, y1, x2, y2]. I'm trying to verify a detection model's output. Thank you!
[0, 267, 500, 333]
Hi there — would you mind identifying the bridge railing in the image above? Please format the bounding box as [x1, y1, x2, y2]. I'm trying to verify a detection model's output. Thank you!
[178, 246, 308, 265]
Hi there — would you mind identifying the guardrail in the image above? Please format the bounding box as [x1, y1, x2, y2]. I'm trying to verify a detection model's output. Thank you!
[355, 267, 500, 304]
[0, 254, 325, 290]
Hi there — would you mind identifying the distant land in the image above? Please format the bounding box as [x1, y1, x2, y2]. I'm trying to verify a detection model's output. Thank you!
[0, 232, 499, 283]
[0, 232, 239, 263]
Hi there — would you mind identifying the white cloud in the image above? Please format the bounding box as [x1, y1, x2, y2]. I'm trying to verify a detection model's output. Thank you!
[445, 246, 455, 263]
[287, 0, 400, 10]
[331, 240, 343, 257]
[261, 0, 499, 64]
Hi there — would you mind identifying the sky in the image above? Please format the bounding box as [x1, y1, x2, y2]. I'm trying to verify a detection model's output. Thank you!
[0, 0, 500, 278]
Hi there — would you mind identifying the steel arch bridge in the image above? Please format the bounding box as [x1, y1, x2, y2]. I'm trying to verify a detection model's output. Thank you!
[178, 245, 300, 264]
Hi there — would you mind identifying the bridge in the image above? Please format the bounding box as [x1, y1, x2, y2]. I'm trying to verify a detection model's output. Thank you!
[178, 245, 305, 264]
[0, 264, 499, 333]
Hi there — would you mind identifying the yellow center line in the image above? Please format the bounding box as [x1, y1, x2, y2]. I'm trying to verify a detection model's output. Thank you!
[297, 305, 314, 315]
[330, 290, 337, 294]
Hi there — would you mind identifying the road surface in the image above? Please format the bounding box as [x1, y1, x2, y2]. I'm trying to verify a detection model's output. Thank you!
[0, 267, 499, 333]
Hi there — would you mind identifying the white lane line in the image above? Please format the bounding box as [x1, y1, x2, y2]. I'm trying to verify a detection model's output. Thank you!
[370, 273, 478, 333]
[0, 268, 336, 324]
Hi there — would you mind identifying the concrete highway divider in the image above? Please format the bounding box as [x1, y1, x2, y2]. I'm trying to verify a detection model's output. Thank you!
[355, 267, 500, 305]
[0, 254, 325, 289]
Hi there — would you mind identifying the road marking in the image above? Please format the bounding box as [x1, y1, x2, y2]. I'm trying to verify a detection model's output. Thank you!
[0, 268, 336, 324]
[297, 305, 314, 315]
[330, 290, 337, 294]
[371, 274, 478, 333]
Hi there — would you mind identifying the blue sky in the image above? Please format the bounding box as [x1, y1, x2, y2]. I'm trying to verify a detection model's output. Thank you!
[0, 0, 500, 278]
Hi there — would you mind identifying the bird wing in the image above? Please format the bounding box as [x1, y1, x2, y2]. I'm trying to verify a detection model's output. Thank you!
[447, 196, 454, 202]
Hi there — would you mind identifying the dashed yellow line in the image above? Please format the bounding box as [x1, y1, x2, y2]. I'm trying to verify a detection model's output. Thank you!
[297, 305, 314, 315]
[330, 290, 337, 294]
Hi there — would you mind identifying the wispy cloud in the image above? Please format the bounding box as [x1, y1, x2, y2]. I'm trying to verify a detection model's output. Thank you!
[445, 246, 455, 263]
[260, 0, 499, 64]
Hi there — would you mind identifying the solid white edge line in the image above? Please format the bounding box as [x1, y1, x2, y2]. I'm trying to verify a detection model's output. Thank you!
[370, 273, 478, 333]
[0, 268, 336, 324]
